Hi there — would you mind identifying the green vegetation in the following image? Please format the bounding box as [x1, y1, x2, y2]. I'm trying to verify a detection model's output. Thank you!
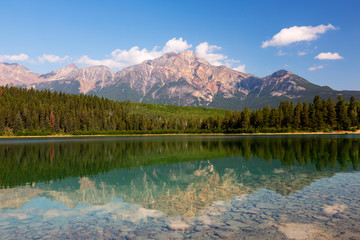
[124, 101, 228, 120]
[0, 86, 359, 136]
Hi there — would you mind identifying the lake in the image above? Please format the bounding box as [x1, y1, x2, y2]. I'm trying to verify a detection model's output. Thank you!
[0, 135, 359, 239]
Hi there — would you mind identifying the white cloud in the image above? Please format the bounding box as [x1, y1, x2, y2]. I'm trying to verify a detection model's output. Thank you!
[109, 47, 161, 67]
[195, 42, 226, 66]
[194, 42, 246, 72]
[162, 37, 192, 54]
[234, 64, 246, 72]
[315, 52, 343, 60]
[298, 51, 307, 56]
[0, 53, 29, 62]
[262, 24, 337, 48]
[308, 65, 324, 71]
[77, 55, 126, 69]
[77, 37, 192, 70]
[38, 54, 69, 63]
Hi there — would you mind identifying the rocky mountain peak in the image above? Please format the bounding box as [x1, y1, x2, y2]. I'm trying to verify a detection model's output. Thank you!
[178, 50, 198, 62]
[264, 70, 300, 83]
[64, 63, 79, 70]
[39, 63, 79, 81]
[75, 65, 115, 94]
[111, 50, 255, 105]
[78, 65, 114, 80]
[260, 70, 309, 99]
[35, 64, 115, 94]
[2, 62, 20, 66]
[0, 62, 40, 86]
[83, 65, 112, 72]
[161, 52, 178, 59]
[271, 69, 290, 78]
[142, 50, 202, 68]
[1, 62, 30, 71]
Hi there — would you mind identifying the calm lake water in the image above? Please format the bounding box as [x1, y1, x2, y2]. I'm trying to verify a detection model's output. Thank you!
[0, 135, 359, 239]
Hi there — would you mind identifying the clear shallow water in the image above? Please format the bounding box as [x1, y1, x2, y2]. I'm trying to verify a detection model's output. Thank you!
[0, 135, 359, 239]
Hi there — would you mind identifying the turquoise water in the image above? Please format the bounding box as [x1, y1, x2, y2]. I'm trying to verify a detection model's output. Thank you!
[0, 135, 359, 239]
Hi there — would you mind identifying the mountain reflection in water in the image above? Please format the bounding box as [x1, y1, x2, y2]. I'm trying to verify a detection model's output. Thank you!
[0, 135, 359, 217]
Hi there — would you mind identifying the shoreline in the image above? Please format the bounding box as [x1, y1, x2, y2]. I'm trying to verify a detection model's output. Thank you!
[1, 130, 360, 138]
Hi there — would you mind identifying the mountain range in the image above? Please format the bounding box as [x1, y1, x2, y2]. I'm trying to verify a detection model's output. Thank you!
[1, 50, 359, 110]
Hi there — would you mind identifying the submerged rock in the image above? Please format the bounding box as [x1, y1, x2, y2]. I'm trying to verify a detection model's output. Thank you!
[277, 223, 330, 240]
[322, 204, 347, 217]
[168, 220, 190, 231]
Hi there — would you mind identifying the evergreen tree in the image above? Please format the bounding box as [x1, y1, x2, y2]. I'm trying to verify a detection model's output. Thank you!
[241, 107, 251, 129]
[301, 102, 310, 129]
[327, 98, 337, 129]
[279, 101, 293, 128]
[253, 110, 264, 129]
[13, 111, 24, 133]
[313, 95, 324, 129]
[293, 102, 302, 129]
[336, 96, 350, 130]
[308, 103, 317, 130]
[321, 99, 328, 127]
[262, 105, 271, 128]
[348, 96, 358, 127]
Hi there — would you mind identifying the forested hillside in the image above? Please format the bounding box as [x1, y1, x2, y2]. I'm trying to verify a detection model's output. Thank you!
[0, 86, 359, 136]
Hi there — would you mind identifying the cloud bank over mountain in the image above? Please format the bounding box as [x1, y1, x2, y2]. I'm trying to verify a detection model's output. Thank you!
[0, 53, 29, 62]
[76, 38, 246, 72]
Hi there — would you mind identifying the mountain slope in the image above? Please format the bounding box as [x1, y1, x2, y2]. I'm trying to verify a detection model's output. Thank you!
[251, 70, 355, 109]
[0, 62, 40, 86]
[93, 53, 360, 110]
[0, 62, 115, 94]
[36, 64, 115, 94]
[93, 50, 257, 107]
[1, 50, 360, 110]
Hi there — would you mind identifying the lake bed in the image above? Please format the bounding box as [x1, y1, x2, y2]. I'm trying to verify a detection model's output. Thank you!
[0, 135, 359, 239]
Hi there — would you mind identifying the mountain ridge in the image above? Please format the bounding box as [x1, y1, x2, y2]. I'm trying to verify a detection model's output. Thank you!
[0, 50, 359, 110]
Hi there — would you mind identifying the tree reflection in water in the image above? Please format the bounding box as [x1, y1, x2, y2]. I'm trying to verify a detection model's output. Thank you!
[0, 135, 359, 217]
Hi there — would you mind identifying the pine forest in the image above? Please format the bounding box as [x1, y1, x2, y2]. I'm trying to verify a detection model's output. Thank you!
[0, 86, 359, 136]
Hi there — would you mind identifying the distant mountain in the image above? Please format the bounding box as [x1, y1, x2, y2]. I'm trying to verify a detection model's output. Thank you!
[37, 64, 115, 94]
[0, 62, 40, 86]
[0, 62, 114, 95]
[1, 50, 359, 110]
[226, 69, 341, 110]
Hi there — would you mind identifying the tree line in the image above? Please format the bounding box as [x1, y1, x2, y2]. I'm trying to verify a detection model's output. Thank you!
[0, 86, 359, 135]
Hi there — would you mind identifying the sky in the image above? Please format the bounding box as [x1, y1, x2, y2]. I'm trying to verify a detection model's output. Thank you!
[0, 0, 359, 90]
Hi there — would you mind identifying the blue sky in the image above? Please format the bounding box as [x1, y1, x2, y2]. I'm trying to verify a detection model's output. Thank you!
[0, 0, 359, 90]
